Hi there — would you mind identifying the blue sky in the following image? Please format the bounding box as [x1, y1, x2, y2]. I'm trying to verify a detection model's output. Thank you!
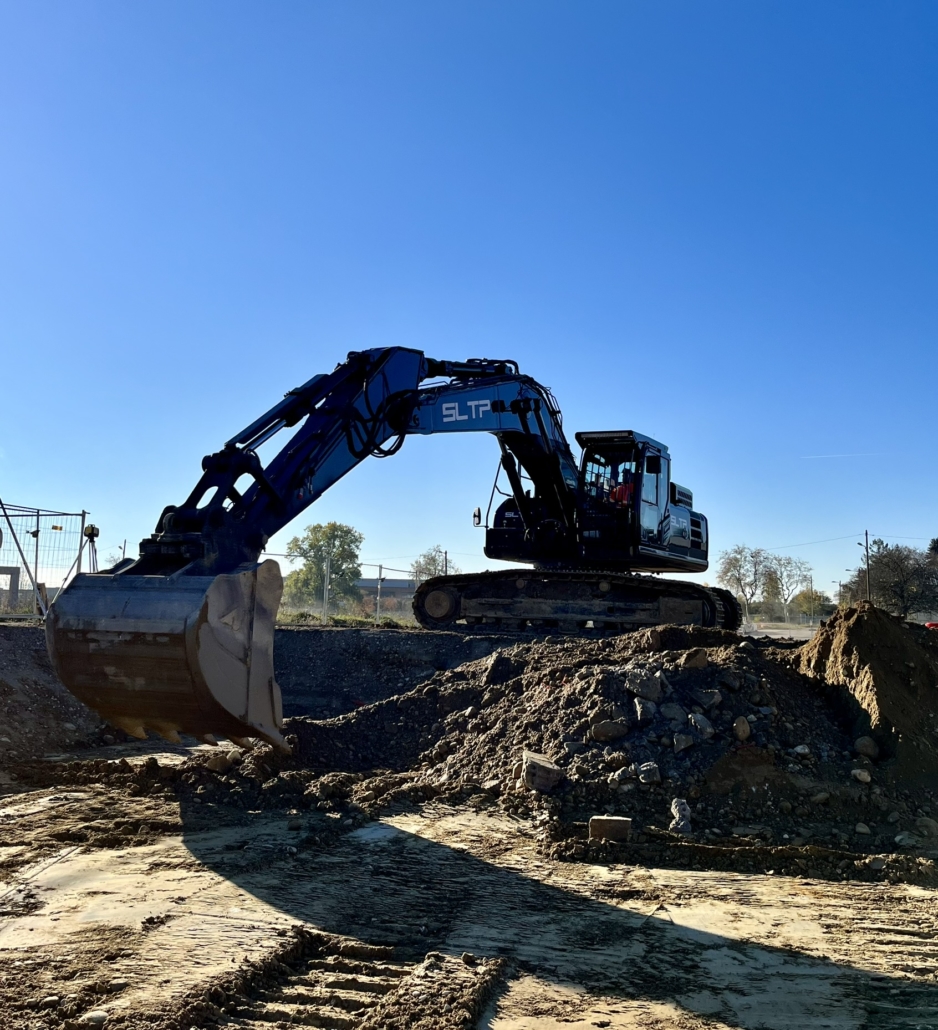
[2, 2, 936, 596]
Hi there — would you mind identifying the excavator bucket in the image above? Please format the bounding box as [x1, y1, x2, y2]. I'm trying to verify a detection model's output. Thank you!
[45, 560, 288, 750]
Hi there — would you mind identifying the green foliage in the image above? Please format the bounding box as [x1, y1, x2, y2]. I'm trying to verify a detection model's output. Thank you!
[411, 545, 461, 584]
[282, 522, 363, 610]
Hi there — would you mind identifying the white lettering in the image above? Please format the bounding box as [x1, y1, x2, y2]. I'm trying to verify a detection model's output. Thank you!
[476, 399, 491, 417]
[441, 402, 468, 423]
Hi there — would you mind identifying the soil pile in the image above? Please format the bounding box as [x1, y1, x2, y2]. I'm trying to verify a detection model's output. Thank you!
[153, 621, 938, 879]
[800, 602, 938, 783]
[0, 625, 103, 772]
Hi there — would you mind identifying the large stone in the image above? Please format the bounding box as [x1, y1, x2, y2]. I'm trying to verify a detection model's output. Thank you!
[636, 761, 661, 784]
[78, 1013, 109, 1027]
[851, 768, 872, 784]
[716, 668, 741, 691]
[673, 733, 695, 753]
[678, 648, 709, 670]
[625, 673, 663, 703]
[659, 703, 687, 724]
[522, 751, 564, 792]
[205, 753, 232, 774]
[855, 822, 871, 835]
[669, 798, 692, 834]
[590, 720, 630, 743]
[854, 736, 880, 760]
[733, 716, 751, 742]
[589, 816, 633, 841]
[688, 713, 714, 739]
[915, 817, 938, 838]
[691, 688, 722, 709]
[633, 697, 657, 724]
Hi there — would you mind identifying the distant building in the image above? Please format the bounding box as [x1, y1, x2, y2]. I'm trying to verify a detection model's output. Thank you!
[355, 577, 415, 599]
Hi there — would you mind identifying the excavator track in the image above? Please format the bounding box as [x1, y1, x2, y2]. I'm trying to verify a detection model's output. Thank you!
[413, 570, 743, 635]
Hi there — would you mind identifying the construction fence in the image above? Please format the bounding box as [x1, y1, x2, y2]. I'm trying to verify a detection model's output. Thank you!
[0, 501, 88, 617]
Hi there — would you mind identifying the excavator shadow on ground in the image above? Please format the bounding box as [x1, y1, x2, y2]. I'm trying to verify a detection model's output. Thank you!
[177, 793, 938, 1030]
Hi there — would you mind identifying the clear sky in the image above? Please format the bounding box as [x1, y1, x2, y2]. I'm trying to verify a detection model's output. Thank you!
[2, 1, 936, 596]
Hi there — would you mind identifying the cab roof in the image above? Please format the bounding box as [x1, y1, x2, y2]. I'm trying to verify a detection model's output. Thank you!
[575, 430, 669, 454]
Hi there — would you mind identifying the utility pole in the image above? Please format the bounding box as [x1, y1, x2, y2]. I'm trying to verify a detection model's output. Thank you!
[443, 550, 448, 576]
[375, 563, 385, 626]
[865, 530, 871, 602]
[809, 574, 814, 621]
[322, 553, 331, 625]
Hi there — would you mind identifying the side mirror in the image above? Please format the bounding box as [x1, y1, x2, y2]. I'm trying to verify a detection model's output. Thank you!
[472, 507, 482, 527]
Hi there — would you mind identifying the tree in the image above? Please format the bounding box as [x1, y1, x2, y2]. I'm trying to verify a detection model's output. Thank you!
[716, 545, 767, 623]
[282, 522, 364, 611]
[792, 588, 833, 619]
[765, 554, 811, 622]
[844, 539, 938, 618]
[411, 545, 461, 586]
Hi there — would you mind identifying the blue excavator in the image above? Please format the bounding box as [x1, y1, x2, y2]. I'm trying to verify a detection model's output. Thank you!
[46, 347, 740, 748]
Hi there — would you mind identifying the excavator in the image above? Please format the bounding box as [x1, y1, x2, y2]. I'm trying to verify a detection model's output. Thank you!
[46, 347, 740, 749]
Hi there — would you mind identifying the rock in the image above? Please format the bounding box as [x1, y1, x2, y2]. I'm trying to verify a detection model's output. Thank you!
[590, 720, 630, 743]
[669, 798, 692, 834]
[793, 744, 811, 756]
[855, 823, 871, 835]
[563, 740, 586, 755]
[79, 1012, 109, 1027]
[678, 648, 708, 670]
[205, 753, 232, 773]
[851, 768, 872, 784]
[589, 816, 633, 841]
[868, 856, 886, 871]
[887, 810, 901, 824]
[810, 792, 830, 805]
[511, 760, 523, 781]
[39, 996, 60, 1009]
[636, 761, 661, 784]
[779, 800, 792, 813]
[604, 751, 630, 770]
[625, 673, 663, 703]
[716, 669, 741, 691]
[483, 653, 521, 686]
[227, 749, 243, 764]
[62, 722, 77, 732]
[737, 640, 755, 651]
[632, 698, 657, 724]
[895, 831, 921, 848]
[659, 703, 687, 724]
[691, 688, 722, 709]
[107, 979, 128, 992]
[688, 713, 714, 739]
[854, 736, 879, 759]
[733, 717, 751, 742]
[102, 734, 115, 745]
[915, 817, 938, 838]
[522, 751, 564, 792]
[673, 733, 695, 753]
[358, 790, 376, 803]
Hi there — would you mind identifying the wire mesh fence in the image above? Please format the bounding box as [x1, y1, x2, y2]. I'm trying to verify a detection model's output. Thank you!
[0, 500, 87, 617]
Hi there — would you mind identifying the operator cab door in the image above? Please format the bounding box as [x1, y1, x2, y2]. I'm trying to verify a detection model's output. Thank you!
[577, 447, 637, 558]
[639, 450, 669, 549]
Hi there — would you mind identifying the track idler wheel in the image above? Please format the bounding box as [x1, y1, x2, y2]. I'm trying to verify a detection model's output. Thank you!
[413, 579, 461, 629]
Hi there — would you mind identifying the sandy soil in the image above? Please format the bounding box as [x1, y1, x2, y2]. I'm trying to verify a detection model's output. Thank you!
[2, 743, 938, 1030]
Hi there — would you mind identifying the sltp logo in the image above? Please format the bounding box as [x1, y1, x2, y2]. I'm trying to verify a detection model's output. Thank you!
[441, 399, 492, 423]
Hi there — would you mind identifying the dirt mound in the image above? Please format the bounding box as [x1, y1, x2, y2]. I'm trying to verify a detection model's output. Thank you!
[799, 603, 938, 784]
[156, 623, 936, 875]
[0, 625, 104, 772]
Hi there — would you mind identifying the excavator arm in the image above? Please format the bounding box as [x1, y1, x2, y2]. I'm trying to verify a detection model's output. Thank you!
[46, 347, 576, 748]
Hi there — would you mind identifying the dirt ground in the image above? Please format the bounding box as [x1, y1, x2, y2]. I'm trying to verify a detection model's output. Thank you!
[3, 610, 938, 1029]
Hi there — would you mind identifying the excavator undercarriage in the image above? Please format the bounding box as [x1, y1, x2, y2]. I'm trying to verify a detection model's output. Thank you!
[413, 570, 742, 634]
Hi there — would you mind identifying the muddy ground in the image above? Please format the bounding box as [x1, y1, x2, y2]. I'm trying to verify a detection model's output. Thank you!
[2, 608, 938, 1029]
